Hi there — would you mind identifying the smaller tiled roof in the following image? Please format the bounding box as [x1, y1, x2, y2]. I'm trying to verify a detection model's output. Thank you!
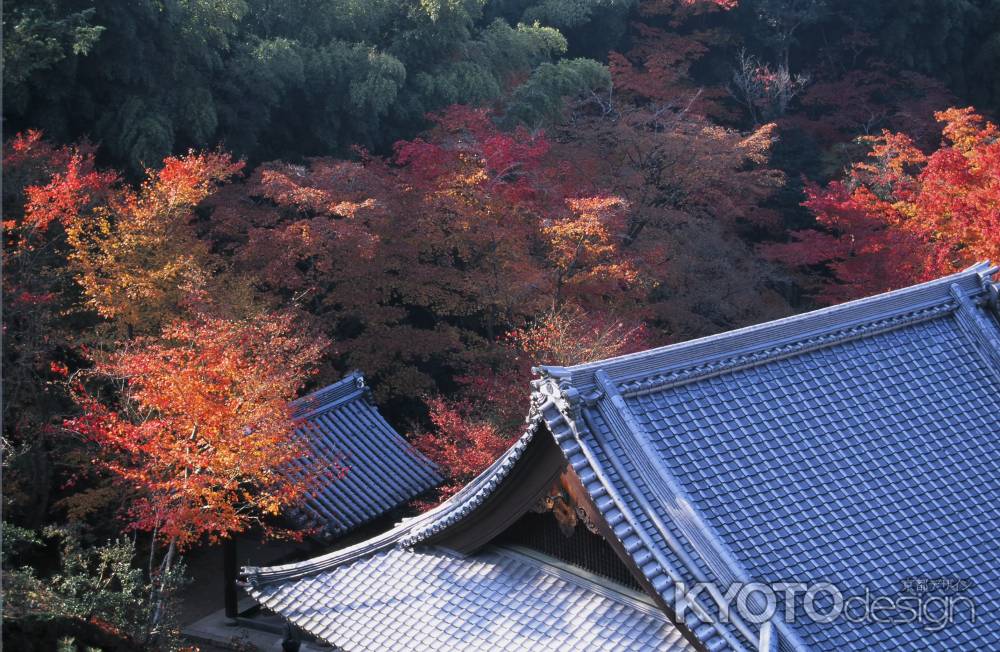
[284, 372, 440, 538]
[248, 545, 695, 652]
[245, 424, 540, 584]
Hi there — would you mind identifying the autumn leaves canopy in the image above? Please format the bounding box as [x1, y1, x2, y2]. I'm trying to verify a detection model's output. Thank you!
[8, 103, 999, 542]
[4, 0, 999, 550]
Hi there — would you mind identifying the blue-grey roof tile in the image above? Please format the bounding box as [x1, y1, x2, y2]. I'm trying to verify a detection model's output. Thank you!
[285, 372, 441, 538]
[532, 263, 1000, 651]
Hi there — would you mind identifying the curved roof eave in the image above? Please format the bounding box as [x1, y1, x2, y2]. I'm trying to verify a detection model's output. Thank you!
[241, 415, 544, 585]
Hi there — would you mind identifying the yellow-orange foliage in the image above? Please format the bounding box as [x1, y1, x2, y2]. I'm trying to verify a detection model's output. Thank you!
[36, 151, 245, 332]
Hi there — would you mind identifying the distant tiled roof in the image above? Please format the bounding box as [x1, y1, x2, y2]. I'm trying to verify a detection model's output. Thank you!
[533, 262, 1000, 650]
[249, 545, 694, 652]
[284, 372, 440, 538]
[246, 264, 1000, 651]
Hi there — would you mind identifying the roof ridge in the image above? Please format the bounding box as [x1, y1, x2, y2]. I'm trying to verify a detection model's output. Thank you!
[950, 282, 1000, 376]
[540, 262, 994, 394]
[616, 301, 954, 397]
[594, 369, 810, 652]
[290, 370, 366, 418]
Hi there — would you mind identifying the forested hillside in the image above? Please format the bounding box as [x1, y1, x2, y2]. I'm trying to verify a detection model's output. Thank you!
[3, 0, 999, 648]
[7, 0, 1000, 172]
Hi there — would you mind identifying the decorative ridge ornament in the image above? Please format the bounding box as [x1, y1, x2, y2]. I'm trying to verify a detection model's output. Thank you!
[979, 263, 1000, 314]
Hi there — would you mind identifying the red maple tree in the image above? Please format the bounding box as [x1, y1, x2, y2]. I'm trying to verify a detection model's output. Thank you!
[209, 106, 642, 403]
[2, 132, 120, 523]
[764, 107, 1000, 301]
[413, 305, 649, 501]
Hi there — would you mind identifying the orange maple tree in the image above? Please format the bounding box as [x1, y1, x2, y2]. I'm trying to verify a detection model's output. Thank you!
[61, 153, 244, 332]
[764, 107, 1000, 302]
[65, 312, 330, 555]
[3, 133, 270, 529]
[545, 196, 640, 306]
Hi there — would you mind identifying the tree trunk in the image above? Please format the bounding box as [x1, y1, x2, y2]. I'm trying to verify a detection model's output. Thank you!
[224, 537, 239, 619]
[145, 537, 177, 646]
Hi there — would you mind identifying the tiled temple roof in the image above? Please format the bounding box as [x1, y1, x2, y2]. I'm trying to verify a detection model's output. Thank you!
[250, 545, 695, 652]
[246, 264, 1000, 651]
[533, 262, 1000, 650]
